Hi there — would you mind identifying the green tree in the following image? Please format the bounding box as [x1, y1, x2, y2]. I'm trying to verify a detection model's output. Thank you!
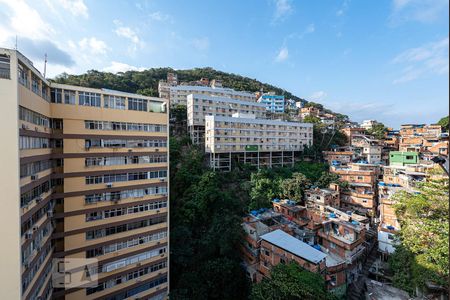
[437, 116, 449, 131]
[316, 171, 348, 189]
[251, 262, 337, 300]
[303, 115, 321, 124]
[366, 123, 388, 139]
[280, 172, 311, 201]
[389, 178, 449, 294]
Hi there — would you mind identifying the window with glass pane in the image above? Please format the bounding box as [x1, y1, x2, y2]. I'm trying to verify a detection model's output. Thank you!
[51, 89, 62, 103]
[79, 92, 101, 107]
[0, 54, 10, 79]
[64, 90, 76, 104]
[18, 64, 28, 86]
[31, 75, 40, 95]
[104, 95, 126, 110]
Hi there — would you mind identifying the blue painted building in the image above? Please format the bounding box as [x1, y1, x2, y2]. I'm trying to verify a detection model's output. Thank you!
[258, 93, 285, 113]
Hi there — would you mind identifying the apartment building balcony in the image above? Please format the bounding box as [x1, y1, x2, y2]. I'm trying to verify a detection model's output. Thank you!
[344, 243, 366, 264]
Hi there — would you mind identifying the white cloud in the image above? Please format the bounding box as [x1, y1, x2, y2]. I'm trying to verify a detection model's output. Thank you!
[336, 0, 350, 16]
[390, 0, 448, 24]
[275, 46, 289, 62]
[393, 37, 449, 84]
[78, 37, 109, 55]
[309, 91, 327, 101]
[113, 20, 144, 55]
[272, 0, 293, 23]
[149, 11, 173, 23]
[192, 37, 210, 51]
[56, 0, 88, 18]
[103, 61, 146, 73]
[305, 23, 315, 34]
[0, 0, 54, 44]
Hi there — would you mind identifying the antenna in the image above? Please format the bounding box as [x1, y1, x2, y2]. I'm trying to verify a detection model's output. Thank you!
[43, 53, 47, 78]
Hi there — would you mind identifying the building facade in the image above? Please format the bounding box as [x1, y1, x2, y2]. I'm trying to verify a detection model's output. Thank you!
[187, 94, 266, 144]
[0, 48, 169, 300]
[257, 93, 285, 114]
[169, 85, 255, 107]
[205, 114, 313, 170]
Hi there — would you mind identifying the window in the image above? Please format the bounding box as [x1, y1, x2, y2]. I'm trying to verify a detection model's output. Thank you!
[104, 95, 125, 110]
[79, 92, 101, 107]
[128, 97, 148, 111]
[18, 64, 28, 87]
[64, 90, 76, 104]
[51, 88, 62, 103]
[31, 74, 40, 95]
[0, 54, 10, 79]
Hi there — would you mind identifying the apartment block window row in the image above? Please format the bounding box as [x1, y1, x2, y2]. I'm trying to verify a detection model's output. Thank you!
[21, 221, 53, 264]
[20, 178, 63, 207]
[86, 216, 166, 240]
[85, 155, 167, 167]
[20, 159, 61, 178]
[85, 170, 167, 185]
[21, 242, 52, 293]
[19, 106, 50, 128]
[85, 120, 167, 132]
[86, 231, 167, 258]
[86, 200, 167, 221]
[85, 186, 168, 204]
[86, 261, 167, 295]
[98, 246, 167, 274]
[104, 95, 126, 110]
[19, 136, 63, 150]
[86, 138, 167, 149]
[29, 270, 52, 300]
[79, 91, 101, 107]
[21, 200, 54, 235]
[106, 276, 167, 300]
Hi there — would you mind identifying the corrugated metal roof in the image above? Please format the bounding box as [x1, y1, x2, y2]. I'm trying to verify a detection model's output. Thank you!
[260, 229, 327, 264]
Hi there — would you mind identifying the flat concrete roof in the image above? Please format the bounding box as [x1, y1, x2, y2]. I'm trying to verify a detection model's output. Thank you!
[260, 229, 327, 264]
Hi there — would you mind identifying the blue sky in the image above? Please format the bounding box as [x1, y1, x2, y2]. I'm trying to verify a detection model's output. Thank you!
[0, 0, 448, 128]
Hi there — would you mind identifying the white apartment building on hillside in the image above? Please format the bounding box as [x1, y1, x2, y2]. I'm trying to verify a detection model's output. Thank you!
[205, 113, 313, 170]
[169, 85, 255, 107]
[187, 94, 267, 144]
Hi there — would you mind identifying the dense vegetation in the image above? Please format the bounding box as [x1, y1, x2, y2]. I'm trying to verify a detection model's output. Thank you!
[389, 177, 449, 295]
[251, 262, 337, 300]
[366, 122, 388, 139]
[52, 67, 306, 102]
[437, 116, 449, 131]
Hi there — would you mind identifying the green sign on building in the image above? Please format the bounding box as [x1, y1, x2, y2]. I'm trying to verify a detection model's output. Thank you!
[245, 145, 259, 151]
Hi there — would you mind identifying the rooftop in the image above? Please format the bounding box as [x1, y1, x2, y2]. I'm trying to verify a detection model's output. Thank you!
[260, 229, 327, 264]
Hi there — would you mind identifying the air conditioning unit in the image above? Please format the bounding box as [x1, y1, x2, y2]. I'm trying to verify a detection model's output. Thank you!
[23, 263, 29, 269]
[32, 226, 38, 231]
[31, 174, 38, 180]
[128, 149, 132, 152]
[47, 211, 53, 218]
[159, 178, 165, 182]
[35, 127, 39, 131]
[113, 199, 120, 204]
[156, 210, 160, 213]
[106, 183, 113, 188]
[155, 148, 159, 152]
[25, 232, 33, 240]
[21, 124, 28, 130]
[35, 197, 42, 203]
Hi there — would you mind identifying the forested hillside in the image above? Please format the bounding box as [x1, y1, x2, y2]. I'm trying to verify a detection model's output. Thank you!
[52, 67, 306, 102]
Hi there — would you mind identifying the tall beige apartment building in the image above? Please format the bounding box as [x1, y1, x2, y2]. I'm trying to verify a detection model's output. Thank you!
[187, 94, 267, 144]
[0, 48, 169, 300]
